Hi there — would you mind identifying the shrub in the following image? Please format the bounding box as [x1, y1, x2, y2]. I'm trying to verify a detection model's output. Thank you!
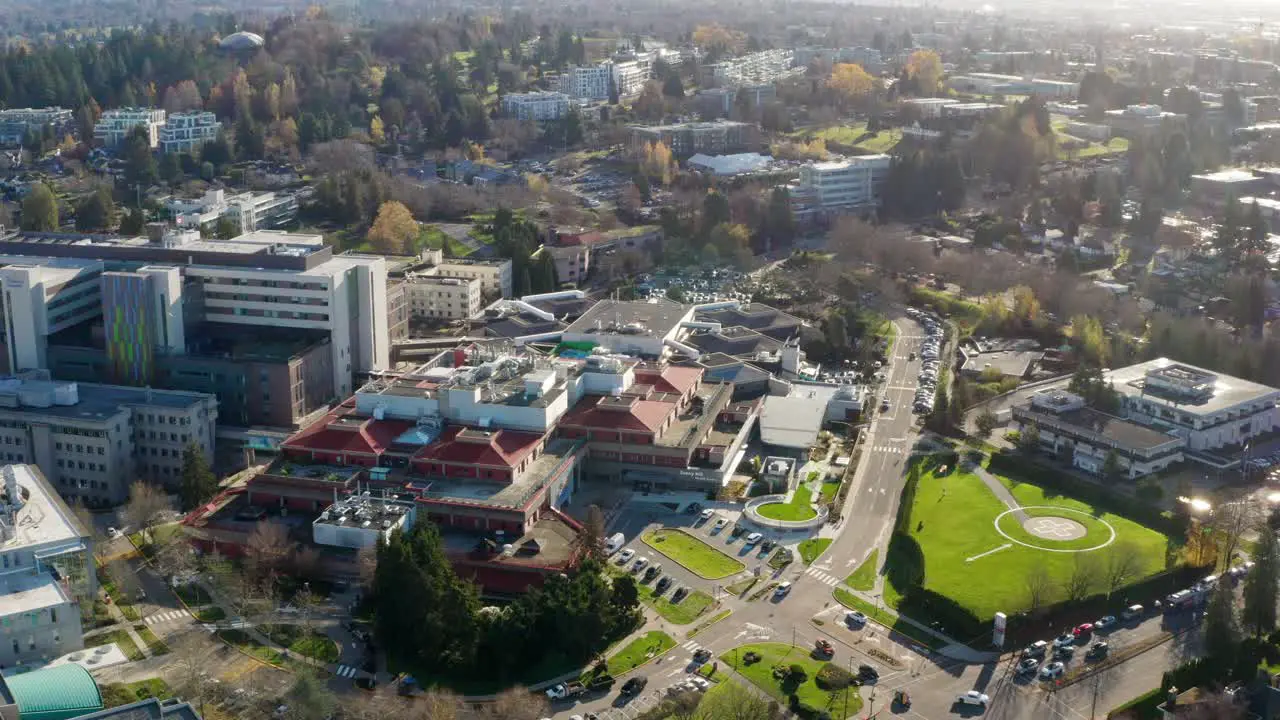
[788, 664, 807, 681]
[743, 651, 762, 664]
[815, 662, 855, 690]
[1136, 481, 1163, 502]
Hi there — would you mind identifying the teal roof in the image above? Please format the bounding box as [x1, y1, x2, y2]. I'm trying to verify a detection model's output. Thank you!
[4, 664, 103, 720]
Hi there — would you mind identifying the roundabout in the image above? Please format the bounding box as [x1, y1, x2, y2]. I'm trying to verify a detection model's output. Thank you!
[993, 505, 1117, 553]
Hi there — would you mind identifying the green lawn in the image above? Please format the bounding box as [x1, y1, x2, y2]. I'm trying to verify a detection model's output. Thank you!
[886, 465, 1172, 621]
[845, 549, 878, 591]
[642, 529, 745, 579]
[173, 584, 211, 607]
[719, 642, 861, 718]
[757, 487, 817, 522]
[637, 582, 715, 624]
[806, 122, 902, 154]
[134, 625, 169, 656]
[819, 479, 843, 504]
[217, 629, 288, 667]
[86, 629, 143, 661]
[687, 609, 732, 639]
[262, 625, 341, 663]
[100, 678, 173, 709]
[192, 605, 226, 623]
[798, 538, 832, 565]
[601, 631, 675, 678]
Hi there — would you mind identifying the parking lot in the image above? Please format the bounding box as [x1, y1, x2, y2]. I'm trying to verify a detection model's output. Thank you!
[904, 307, 946, 416]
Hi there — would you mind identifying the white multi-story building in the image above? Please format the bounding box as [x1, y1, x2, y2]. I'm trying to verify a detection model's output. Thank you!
[93, 108, 167, 148]
[558, 65, 613, 100]
[0, 108, 73, 146]
[414, 250, 513, 298]
[611, 59, 650, 97]
[403, 274, 483, 321]
[0, 228, 390, 403]
[501, 92, 572, 122]
[704, 49, 797, 87]
[166, 189, 299, 233]
[159, 112, 222, 153]
[0, 464, 94, 667]
[902, 98, 960, 119]
[790, 155, 892, 220]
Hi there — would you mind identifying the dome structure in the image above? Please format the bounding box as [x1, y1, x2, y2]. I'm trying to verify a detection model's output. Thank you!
[218, 31, 265, 51]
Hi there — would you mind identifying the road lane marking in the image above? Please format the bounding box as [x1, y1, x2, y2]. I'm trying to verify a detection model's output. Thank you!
[966, 543, 1013, 562]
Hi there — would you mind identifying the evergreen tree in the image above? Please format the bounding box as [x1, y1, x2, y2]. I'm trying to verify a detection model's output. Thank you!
[662, 73, 684, 99]
[178, 443, 218, 510]
[20, 182, 58, 231]
[1243, 524, 1279, 637]
[1203, 582, 1240, 663]
[122, 127, 158, 190]
[1217, 195, 1244, 256]
[118, 207, 146, 235]
[74, 186, 116, 232]
[158, 152, 182, 184]
[1245, 200, 1270, 255]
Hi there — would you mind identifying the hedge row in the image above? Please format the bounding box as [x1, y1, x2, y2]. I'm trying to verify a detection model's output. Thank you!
[986, 451, 1187, 537]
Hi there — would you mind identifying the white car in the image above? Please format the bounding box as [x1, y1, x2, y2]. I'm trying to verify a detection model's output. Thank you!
[745, 532, 763, 545]
[1039, 662, 1066, 680]
[956, 690, 989, 707]
[617, 548, 635, 564]
[633, 556, 649, 571]
[774, 581, 792, 597]
[691, 677, 710, 690]
[714, 517, 728, 529]
[700, 508, 714, 521]
[846, 610, 867, 626]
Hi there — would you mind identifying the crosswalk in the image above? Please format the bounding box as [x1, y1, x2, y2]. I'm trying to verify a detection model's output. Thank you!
[334, 665, 360, 679]
[144, 609, 190, 625]
[805, 567, 841, 586]
[680, 639, 701, 652]
[870, 445, 903, 454]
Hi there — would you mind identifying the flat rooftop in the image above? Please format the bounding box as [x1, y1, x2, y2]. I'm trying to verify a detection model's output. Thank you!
[0, 465, 83, 549]
[439, 512, 578, 569]
[416, 437, 581, 510]
[0, 572, 69, 617]
[657, 382, 731, 448]
[0, 379, 211, 423]
[1019, 404, 1181, 452]
[1107, 357, 1280, 415]
[564, 299, 690, 339]
[0, 230, 333, 271]
[760, 384, 838, 449]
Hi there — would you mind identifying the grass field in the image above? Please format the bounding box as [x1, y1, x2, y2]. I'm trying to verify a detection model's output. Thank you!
[263, 625, 341, 663]
[798, 538, 832, 565]
[884, 465, 1172, 620]
[637, 582, 715, 624]
[804, 122, 902, 154]
[819, 478, 843, 503]
[86, 629, 143, 661]
[757, 487, 818, 522]
[100, 678, 173, 709]
[845, 549, 878, 591]
[719, 642, 861, 717]
[134, 625, 169, 656]
[603, 631, 675, 677]
[643, 529, 745, 579]
[833, 588, 943, 650]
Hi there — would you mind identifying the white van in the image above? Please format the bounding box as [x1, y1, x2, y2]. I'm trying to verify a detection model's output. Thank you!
[1122, 604, 1144, 620]
[605, 533, 625, 554]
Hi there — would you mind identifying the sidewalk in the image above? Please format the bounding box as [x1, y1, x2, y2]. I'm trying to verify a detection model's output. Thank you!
[835, 581, 1001, 663]
[972, 465, 1026, 522]
[102, 593, 152, 660]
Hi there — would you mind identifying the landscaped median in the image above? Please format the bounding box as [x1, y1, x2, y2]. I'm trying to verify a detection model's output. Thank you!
[642, 529, 744, 579]
[844, 550, 877, 591]
[590, 630, 675, 680]
[636, 581, 715, 624]
[719, 642, 862, 719]
[832, 588, 944, 652]
[757, 487, 818, 522]
[798, 538, 832, 565]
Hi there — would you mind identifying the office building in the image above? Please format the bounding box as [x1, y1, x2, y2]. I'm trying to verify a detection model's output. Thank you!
[1104, 104, 1187, 138]
[903, 98, 960, 119]
[393, 250, 512, 300]
[789, 155, 892, 220]
[0, 374, 216, 505]
[159, 112, 222, 154]
[0, 108, 73, 146]
[611, 59, 651, 96]
[558, 65, 612, 100]
[501, 92, 572, 122]
[0, 228, 390, 427]
[93, 108, 167, 149]
[945, 73, 1078, 99]
[629, 120, 754, 157]
[702, 49, 797, 87]
[0, 464, 94, 666]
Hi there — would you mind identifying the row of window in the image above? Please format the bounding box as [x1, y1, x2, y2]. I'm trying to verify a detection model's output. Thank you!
[55, 459, 106, 472]
[51, 426, 106, 438]
[138, 413, 191, 426]
[55, 442, 106, 455]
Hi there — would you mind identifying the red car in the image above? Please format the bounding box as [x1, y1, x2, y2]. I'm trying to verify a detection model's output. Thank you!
[814, 639, 834, 657]
[1072, 623, 1094, 638]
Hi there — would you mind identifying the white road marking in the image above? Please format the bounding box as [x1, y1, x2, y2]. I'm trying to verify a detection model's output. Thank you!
[966, 543, 1013, 562]
[335, 665, 358, 678]
[143, 609, 190, 625]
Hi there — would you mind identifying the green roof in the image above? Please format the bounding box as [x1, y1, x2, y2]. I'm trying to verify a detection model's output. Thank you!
[4, 664, 103, 720]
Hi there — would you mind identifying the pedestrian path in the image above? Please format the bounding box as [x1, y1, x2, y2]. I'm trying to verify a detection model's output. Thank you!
[143, 609, 190, 625]
[972, 465, 1027, 522]
[804, 567, 840, 586]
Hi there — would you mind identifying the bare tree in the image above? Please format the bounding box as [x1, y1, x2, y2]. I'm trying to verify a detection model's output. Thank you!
[485, 687, 549, 720]
[68, 498, 104, 557]
[1102, 541, 1142, 598]
[1210, 500, 1254, 570]
[106, 557, 142, 602]
[121, 481, 172, 545]
[290, 546, 323, 583]
[356, 545, 378, 590]
[577, 504, 606, 560]
[245, 521, 295, 582]
[153, 530, 199, 580]
[1065, 552, 1102, 602]
[168, 633, 219, 717]
[693, 680, 782, 720]
[1025, 565, 1054, 614]
[307, 139, 374, 174]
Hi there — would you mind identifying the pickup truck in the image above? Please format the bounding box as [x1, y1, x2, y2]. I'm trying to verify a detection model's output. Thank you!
[545, 681, 586, 700]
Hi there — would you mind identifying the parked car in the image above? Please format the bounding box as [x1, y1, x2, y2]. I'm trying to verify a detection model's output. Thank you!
[1086, 642, 1109, 660]
[774, 581, 792, 597]
[745, 532, 763, 545]
[1039, 662, 1066, 680]
[699, 509, 715, 522]
[1053, 633, 1075, 648]
[714, 517, 728, 530]
[1072, 623, 1094, 638]
[632, 556, 649, 572]
[655, 576, 672, 593]
[617, 549, 635, 564]
[814, 639, 834, 657]
[956, 690, 989, 707]
[1017, 657, 1040, 674]
[857, 665, 879, 681]
[620, 677, 648, 696]
[1122, 604, 1144, 619]
[846, 611, 867, 626]
[1094, 615, 1116, 631]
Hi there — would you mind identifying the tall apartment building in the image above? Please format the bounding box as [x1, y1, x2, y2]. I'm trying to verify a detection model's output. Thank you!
[558, 65, 613, 100]
[0, 374, 216, 505]
[702, 49, 796, 87]
[629, 120, 754, 156]
[610, 59, 650, 96]
[789, 155, 892, 220]
[0, 108, 73, 146]
[0, 464, 94, 666]
[501, 92, 572, 122]
[0, 228, 390, 428]
[166, 188, 298, 233]
[93, 108, 167, 148]
[159, 112, 222, 153]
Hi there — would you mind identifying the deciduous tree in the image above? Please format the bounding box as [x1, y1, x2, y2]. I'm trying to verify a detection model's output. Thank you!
[828, 63, 875, 106]
[122, 481, 171, 546]
[906, 50, 944, 95]
[20, 182, 58, 231]
[368, 200, 418, 254]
